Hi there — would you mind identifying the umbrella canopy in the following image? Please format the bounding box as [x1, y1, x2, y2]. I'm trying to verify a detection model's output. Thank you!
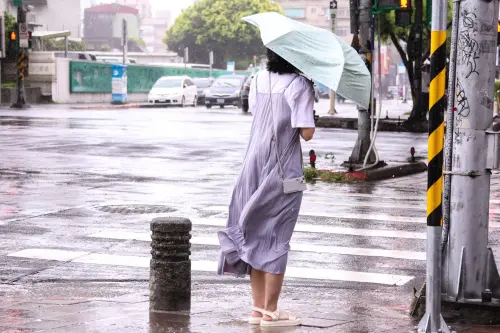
[243, 12, 371, 109]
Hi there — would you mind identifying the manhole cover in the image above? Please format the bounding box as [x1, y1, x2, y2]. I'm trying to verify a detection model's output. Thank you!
[95, 205, 177, 215]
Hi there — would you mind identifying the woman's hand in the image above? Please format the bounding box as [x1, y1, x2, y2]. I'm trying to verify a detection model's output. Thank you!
[300, 128, 315, 142]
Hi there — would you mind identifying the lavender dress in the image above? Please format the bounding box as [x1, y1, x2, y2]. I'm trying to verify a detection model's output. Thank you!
[217, 70, 315, 277]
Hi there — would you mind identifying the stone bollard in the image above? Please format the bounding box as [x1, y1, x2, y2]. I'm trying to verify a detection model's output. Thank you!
[149, 217, 192, 312]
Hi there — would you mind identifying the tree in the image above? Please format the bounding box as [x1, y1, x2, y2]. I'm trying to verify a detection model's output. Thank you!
[4, 11, 17, 60]
[378, 0, 452, 123]
[43, 39, 87, 52]
[164, 0, 282, 68]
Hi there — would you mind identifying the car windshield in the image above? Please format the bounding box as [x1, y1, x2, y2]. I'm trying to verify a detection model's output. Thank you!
[154, 79, 182, 88]
[194, 79, 212, 88]
[213, 78, 242, 88]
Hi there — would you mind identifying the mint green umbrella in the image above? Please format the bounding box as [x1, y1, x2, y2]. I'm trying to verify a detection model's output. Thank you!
[243, 12, 371, 109]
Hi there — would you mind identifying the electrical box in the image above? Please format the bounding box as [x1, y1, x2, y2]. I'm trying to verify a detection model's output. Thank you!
[486, 130, 500, 169]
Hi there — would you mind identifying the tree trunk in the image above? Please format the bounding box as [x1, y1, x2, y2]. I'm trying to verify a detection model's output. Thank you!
[409, 0, 425, 122]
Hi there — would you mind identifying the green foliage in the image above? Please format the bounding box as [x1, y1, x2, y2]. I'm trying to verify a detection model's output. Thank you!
[43, 39, 87, 52]
[303, 167, 320, 182]
[303, 167, 360, 184]
[164, 0, 282, 67]
[5, 11, 17, 60]
[4, 11, 15, 32]
[129, 37, 146, 48]
[495, 80, 500, 93]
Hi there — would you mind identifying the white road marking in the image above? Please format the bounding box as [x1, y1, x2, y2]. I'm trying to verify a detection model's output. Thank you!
[6, 248, 414, 286]
[200, 207, 500, 228]
[304, 191, 425, 201]
[87, 232, 426, 261]
[191, 218, 427, 239]
[302, 199, 425, 210]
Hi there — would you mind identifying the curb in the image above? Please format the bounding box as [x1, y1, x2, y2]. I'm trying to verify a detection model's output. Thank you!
[70, 104, 141, 110]
[316, 116, 428, 133]
[364, 162, 427, 181]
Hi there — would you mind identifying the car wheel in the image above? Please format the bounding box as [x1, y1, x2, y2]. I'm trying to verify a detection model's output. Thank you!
[206, 104, 212, 109]
[220, 105, 225, 109]
[181, 96, 186, 108]
[193, 96, 197, 107]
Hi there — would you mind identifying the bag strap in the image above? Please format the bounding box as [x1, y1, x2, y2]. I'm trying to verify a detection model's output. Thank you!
[266, 72, 300, 181]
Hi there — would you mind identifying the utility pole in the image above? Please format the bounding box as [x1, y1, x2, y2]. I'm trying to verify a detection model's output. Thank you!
[11, 4, 29, 109]
[184, 47, 188, 75]
[415, 0, 449, 329]
[344, 0, 376, 167]
[122, 19, 128, 65]
[440, 0, 500, 311]
[329, 0, 338, 115]
[209, 51, 214, 78]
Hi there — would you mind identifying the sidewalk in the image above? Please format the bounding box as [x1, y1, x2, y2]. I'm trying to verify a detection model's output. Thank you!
[2, 272, 500, 332]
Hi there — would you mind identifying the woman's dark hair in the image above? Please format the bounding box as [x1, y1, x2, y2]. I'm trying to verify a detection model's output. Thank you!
[266, 48, 300, 75]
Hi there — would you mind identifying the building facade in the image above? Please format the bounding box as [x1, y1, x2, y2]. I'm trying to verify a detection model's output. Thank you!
[115, 0, 152, 19]
[7, 0, 82, 38]
[83, 3, 140, 51]
[141, 17, 169, 53]
[275, 0, 352, 43]
[113, 0, 170, 53]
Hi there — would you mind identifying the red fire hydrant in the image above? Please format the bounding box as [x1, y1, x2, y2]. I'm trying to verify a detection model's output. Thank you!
[309, 150, 316, 169]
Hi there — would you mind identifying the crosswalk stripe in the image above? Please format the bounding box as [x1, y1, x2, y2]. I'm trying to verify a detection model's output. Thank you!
[200, 206, 500, 228]
[190, 218, 427, 239]
[304, 191, 425, 201]
[301, 200, 426, 210]
[87, 231, 426, 261]
[6, 248, 414, 286]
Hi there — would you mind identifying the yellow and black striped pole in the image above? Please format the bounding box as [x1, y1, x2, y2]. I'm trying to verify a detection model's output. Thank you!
[427, 31, 446, 229]
[417, 0, 449, 330]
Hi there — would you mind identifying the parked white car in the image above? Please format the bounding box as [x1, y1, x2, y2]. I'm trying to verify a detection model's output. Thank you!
[148, 76, 198, 107]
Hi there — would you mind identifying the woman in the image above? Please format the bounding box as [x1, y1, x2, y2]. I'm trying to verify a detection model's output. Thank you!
[217, 48, 315, 327]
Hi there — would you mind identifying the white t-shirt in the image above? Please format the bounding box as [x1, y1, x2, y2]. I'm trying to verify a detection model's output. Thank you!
[249, 70, 316, 129]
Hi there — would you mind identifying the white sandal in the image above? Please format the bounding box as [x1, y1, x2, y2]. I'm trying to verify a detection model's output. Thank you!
[248, 306, 264, 325]
[259, 309, 301, 327]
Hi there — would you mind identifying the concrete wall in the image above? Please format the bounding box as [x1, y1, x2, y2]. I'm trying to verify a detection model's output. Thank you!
[51, 57, 147, 104]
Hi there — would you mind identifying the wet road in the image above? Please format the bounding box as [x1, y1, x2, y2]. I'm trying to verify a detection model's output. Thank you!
[1, 105, 500, 332]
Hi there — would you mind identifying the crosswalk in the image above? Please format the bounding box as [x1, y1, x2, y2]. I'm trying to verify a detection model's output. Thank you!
[5, 190, 500, 288]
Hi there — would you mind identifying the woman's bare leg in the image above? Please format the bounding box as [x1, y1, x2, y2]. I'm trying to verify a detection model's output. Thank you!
[262, 272, 285, 321]
[250, 269, 266, 318]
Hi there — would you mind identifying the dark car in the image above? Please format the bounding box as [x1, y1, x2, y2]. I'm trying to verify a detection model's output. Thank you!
[193, 78, 214, 104]
[240, 74, 255, 113]
[205, 75, 248, 109]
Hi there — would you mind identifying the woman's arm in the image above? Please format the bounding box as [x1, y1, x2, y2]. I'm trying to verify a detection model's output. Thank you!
[300, 128, 315, 141]
[285, 76, 316, 141]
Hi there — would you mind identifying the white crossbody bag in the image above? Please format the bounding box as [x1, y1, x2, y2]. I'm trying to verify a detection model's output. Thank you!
[267, 73, 307, 194]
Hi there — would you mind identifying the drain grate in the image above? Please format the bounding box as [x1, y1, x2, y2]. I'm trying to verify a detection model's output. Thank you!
[95, 205, 177, 215]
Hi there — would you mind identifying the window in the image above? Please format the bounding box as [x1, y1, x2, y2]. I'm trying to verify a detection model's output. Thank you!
[310, 7, 316, 14]
[336, 27, 350, 36]
[284, 8, 306, 19]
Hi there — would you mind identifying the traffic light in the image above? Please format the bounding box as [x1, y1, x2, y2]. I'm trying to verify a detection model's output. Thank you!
[10, 31, 17, 41]
[395, 0, 412, 26]
[27, 31, 32, 49]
